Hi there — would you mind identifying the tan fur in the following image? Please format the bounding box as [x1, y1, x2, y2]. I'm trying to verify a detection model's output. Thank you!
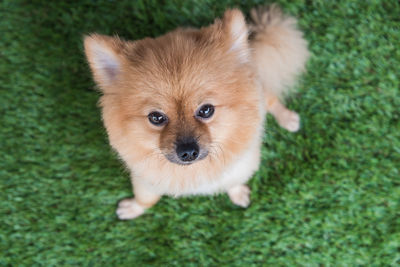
[84, 5, 309, 219]
[249, 5, 309, 99]
[249, 5, 309, 131]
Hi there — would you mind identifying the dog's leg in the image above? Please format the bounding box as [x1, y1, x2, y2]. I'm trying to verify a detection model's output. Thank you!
[116, 181, 160, 220]
[227, 184, 251, 208]
[266, 94, 300, 132]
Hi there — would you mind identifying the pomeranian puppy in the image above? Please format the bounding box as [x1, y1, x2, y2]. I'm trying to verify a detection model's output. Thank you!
[84, 5, 309, 219]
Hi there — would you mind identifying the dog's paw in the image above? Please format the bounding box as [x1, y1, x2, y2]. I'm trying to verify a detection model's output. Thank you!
[228, 185, 251, 208]
[277, 110, 300, 132]
[116, 198, 145, 220]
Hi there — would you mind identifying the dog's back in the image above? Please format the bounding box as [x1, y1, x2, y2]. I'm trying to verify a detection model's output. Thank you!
[249, 5, 309, 100]
[249, 5, 309, 132]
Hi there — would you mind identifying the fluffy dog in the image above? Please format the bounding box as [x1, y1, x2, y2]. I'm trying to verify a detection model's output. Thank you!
[84, 5, 309, 219]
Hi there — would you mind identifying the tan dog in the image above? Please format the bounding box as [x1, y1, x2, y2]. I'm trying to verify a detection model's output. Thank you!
[84, 5, 309, 219]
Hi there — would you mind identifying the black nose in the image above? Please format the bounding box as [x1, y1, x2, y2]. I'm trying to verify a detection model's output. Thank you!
[176, 141, 199, 162]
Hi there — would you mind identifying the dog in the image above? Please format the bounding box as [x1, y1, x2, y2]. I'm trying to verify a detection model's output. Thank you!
[84, 5, 309, 219]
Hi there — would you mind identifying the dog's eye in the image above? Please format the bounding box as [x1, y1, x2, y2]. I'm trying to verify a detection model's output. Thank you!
[148, 111, 168, 126]
[196, 104, 215, 119]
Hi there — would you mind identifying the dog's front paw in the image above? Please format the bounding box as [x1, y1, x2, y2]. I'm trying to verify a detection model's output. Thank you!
[228, 185, 251, 208]
[277, 110, 300, 132]
[116, 198, 145, 220]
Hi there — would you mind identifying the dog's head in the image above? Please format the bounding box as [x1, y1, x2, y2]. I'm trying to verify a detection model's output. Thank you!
[84, 10, 261, 168]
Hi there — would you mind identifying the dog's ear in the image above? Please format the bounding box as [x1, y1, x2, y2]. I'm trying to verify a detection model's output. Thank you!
[223, 9, 249, 63]
[84, 34, 126, 90]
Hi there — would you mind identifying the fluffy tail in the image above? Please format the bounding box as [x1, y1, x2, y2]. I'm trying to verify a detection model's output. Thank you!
[249, 5, 309, 101]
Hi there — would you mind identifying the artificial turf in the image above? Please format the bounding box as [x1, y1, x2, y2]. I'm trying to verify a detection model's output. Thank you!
[1, 0, 399, 265]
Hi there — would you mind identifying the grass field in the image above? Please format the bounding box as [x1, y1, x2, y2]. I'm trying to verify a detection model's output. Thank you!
[1, 0, 399, 265]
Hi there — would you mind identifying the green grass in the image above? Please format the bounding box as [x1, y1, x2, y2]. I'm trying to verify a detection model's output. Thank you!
[1, 0, 399, 265]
